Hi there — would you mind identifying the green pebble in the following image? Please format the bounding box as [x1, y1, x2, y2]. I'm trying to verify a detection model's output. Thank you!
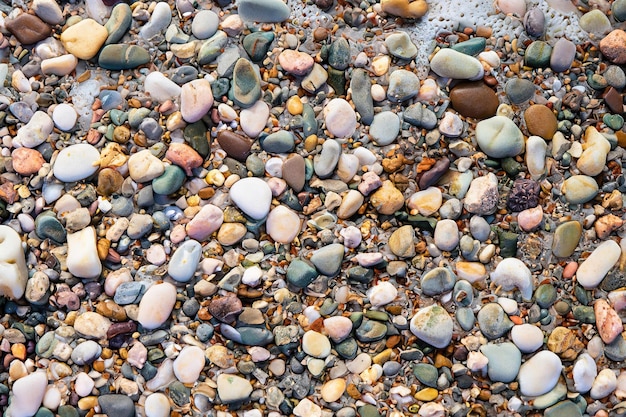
[412, 363, 439, 388]
[554, 300, 571, 315]
[335, 337, 358, 359]
[365, 310, 389, 321]
[498, 229, 518, 258]
[184, 121, 209, 158]
[355, 319, 388, 342]
[57, 406, 80, 417]
[302, 103, 317, 136]
[260, 130, 295, 153]
[99, 44, 150, 70]
[243, 31, 275, 62]
[544, 400, 583, 417]
[168, 381, 191, 407]
[456, 306, 475, 331]
[198, 31, 228, 65]
[603, 113, 624, 130]
[614, 0, 626, 21]
[286, 258, 318, 288]
[104, 3, 132, 45]
[451, 37, 486, 56]
[232, 58, 261, 109]
[552, 221, 582, 258]
[34, 408, 55, 417]
[535, 284, 557, 308]
[319, 298, 338, 316]
[358, 405, 381, 417]
[524, 41, 552, 68]
[152, 165, 186, 195]
[245, 154, 266, 177]
[328, 38, 350, 70]
[327, 66, 346, 96]
[109, 109, 127, 125]
[128, 107, 151, 129]
[572, 305, 595, 323]
[587, 73, 608, 90]
[35, 212, 66, 244]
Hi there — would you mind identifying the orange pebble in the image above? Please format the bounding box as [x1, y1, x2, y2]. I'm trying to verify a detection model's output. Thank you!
[562, 261, 578, 279]
[510, 315, 523, 325]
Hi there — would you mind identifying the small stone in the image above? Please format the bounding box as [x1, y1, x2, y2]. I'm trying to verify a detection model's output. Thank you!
[314, 139, 341, 178]
[61, 19, 108, 60]
[591, 369, 617, 399]
[33, 0, 64, 24]
[266, 205, 301, 243]
[511, 324, 543, 353]
[98, 395, 135, 417]
[385, 31, 417, 60]
[74, 311, 111, 339]
[99, 44, 150, 70]
[139, 2, 171, 39]
[105, 3, 132, 45]
[303, 331, 332, 358]
[421, 267, 456, 296]
[450, 82, 499, 119]
[138, 282, 177, 330]
[434, 219, 459, 251]
[52, 103, 78, 131]
[145, 393, 171, 417]
[404, 104, 437, 129]
[579, 9, 611, 36]
[600, 30, 626, 64]
[561, 175, 598, 204]
[321, 379, 346, 403]
[180, 79, 214, 123]
[278, 49, 314, 76]
[12, 148, 45, 176]
[429, 48, 484, 80]
[505, 78, 535, 104]
[595, 299, 623, 344]
[6, 371, 48, 417]
[518, 350, 562, 397]
[480, 343, 522, 383]
[369, 111, 400, 146]
[573, 353, 597, 393]
[524, 7, 545, 37]
[236, 0, 291, 23]
[192, 10, 219, 39]
[173, 346, 205, 384]
[370, 181, 404, 215]
[550, 38, 576, 72]
[367, 281, 398, 306]
[168, 240, 202, 282]
[577, 240, 621, 289]
[15, 111, 53, 148]
[476, 116, 525, 158]
[310, 244, 344, 277]
[464, 173, 499, 215]
[524, 104, 557, 139]
[552, 221, 582, 258]
[233, 58, 261, 108]
[229, 177, 272, 220]
[388, 225, 416, 258]
[477, 303, 514, 339]
[380, 0, 427, 18]
[243, 32, 275, 62]
[324, 99, 356, 138]
[387, 69, 420, 102]
[410, 305, 453, 348]
[5, 13, 51, 45]
[524, 41, 552, 68]
[350, 69, 374, 125]
[293, 398, 322, 417]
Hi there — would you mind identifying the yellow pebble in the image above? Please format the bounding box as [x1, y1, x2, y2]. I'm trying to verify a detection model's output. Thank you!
[286, 95, 304, 115]
[77, 396, 99, 410]
[205, 169, 225, 186]
[187, 195, 200, 207]
[304, 135, 318, 152]
[372, 348, 393, 365]
[415, 387, 439, 402]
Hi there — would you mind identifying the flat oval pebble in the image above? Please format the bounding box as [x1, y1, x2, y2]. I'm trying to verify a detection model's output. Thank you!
[324, 99, 356, 138]
[236, 0, 291, 23]
[475, 116, 525, 158]
[518, 350, 563, 397]
[369, 111, 400, 146]
[138, 282, 177, 330]
[410, 305, 453, 348]
[266, 205, 301, 243]
[450, 82, 499, 119]
[53, 144, 100, 182]
[430, 48, 484, 80]
[229, 177, 272, 220]
[181, 78, 214, 123]
[168, 240, 202, 282]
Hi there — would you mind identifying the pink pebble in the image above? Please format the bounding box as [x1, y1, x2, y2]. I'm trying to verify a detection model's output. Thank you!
[595, 299, 623, 344]
[517, 205, 543, 232]
[563, 261, 578, 279]
[166, 142, 203, 176]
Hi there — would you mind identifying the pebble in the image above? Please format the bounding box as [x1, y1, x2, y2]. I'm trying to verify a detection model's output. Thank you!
[314, 139, 341, 178]
[480, 342, 521, 382]
[173, 345, 205, 383]
[450, 81, 499, 119]
[552, 221, 582, 258]
[310, 243, 344, 276]
[550, 38, 576, 72]
[324, 99, 357, 138]
[524, 104, 557, 139]
[180, 78, 214, 123]
[98, 395, 135, 417]
[505, 78, 535, 104]
[429, 48, 484, 80]
[237, 0, 291, 23]
[302, 330, 332, 358]
[369, 111, 400, 146]
[266, 205, 301, 243]
[168, 240, 202, 282]
[561, 175, 599, 204]
[139, 1, 172, 39]
[138, 282, 176, 330]
[52, 103, 78, 131]
[53, 144, 100, 182]
[525, 40, 552, 68]
[579, 9, 612, 36]
[61, 19, 108, 60]
[192, 10, 219, 39]
[475, 116, 524, 158]
[518, 351, 563, 397]
[577, 240, 621, 289]
[145, 393, 171, 417]
[230, 177, 272, 220]
[6, 371, 47, 417]
[5, 13, 51, 45]
[74, 311, 111, 339]
[14, 111, 54, 148]
[240, 101, 269, 137]
[144, 71, 182, 103]
[385, 32, 417, 60]
[11, 147, 45, 176]
[574, 354, 598, 395]
[464, 173, 499, 215]
[600, 30, 626, 64]
[233, 58, 262, 108]
[591, 369, 617, 399]
[410, 305, 453, 348]
[511, 324, 544, 353]
[279, 49, 314, 76]
[434, 219, 459, 251]
[387, 69, 421, 102]
[67, 227, 102, 279]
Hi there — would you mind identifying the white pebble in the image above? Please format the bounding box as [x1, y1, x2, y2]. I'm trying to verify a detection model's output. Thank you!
[66, 227, 102, 279]
[510, 324, 543, 353]
[173, 346, 205, 384]
[573, 353, 597, 393]
[138, 282, 177, 330]
[229, 177, 272, 220]
[74, 372, 95, 397]
[52, 103, 77, 131]
[490, 258, 533, 301]
[591, 369, 617, 399]
[517, 350, 562, 397]
[144, 393, 171, 417]
[577, 240, 621, 289]
[53, 143, 100, 182]
[367, 281, 398, 307]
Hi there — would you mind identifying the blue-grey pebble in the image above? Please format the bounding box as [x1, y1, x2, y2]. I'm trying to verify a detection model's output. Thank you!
[198, 31, 228, 65]
[404, 104, 437, 129]
[170, 65, 198, 85]
[350, 68, 374, 125]
[421, 267, 457, 296]
[525, 40, 552, 68]
[237, 0, 291, 23]
[111, 195, 135, 217]
[127, 213, 153, 239]
[192, 10, 219, 39]
[139, 118, 163, 141]
[99, 44, 151, 70]
[328, 38, 350, 69]
[477, 303, 514, 339]
[168, 239, 202, 282]
[369, 111, 400, 146]
[456, 307, 475, 331]
[469, 216, 491, 241]
[114, 281, 148, 305]
[35, 212, 66, 244]
[71, 340, 102, 365]
[605, 65, 626, 89]
[196, 323, 214, 342]
[310, 243, 344, 276]
[232, 58, 261, 108]
[387, 69, 420, 102]
[9, 102, 33, 123]
[261, 130, 295, 153]
[544, 401, 583, 417]
[152, 165, 186, 195]
[104, 3, 132, 45]
[614, 0, 626, 21]
[412, 363, 438, 388]
[451, 37, 486, 56]
[243, 31, 275, 62]
[287, 258, 318, 288]
[100, 90, 123, 111]
[480, 342, 521, 382]
[505, 78, 535, 104]
[98, 395, 135, 417]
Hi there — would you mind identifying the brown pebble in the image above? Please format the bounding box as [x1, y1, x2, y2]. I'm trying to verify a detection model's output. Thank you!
[282, 153, 306, 192]
[5, 13, 51, 45]
[97, 168, 124, 196]
[476, 26, 493, 38]
[523, 104, 557, 139]
[603, 87, 624, 114]
[96, 299, 127, 321]
[449, 81, 499, 119]
[217, 130, 253, 162]
[11, 147, 44, 176]
[166, 142, 203, 176]
[106, 321, 137, 339]
[208, 294, 243, 323]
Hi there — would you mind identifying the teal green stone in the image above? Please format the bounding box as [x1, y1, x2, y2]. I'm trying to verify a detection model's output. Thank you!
[356, 319, 387, 342]
[243, 31, 275, 62]
[327, 66, 346, 96]
[99, 44, 150, 70]
[152, 165, 186, 195]
[237, 0, 291, 23]
[498, 229, 518, 258]
[613, 0, 626, 21]
[456, 307, 475, 331]
[535, 284, 557, 308]
[319, 298, 338, 316]
[412, 363, 439, 388]
[109, 109, 127, 125]
[57, 406, 80, 417]
[35, 331, 58, 358]
[532, 383, 568, 409]
[605, 335, 626, 361]
[128, 107, 151, 129]
[34, 408, 55, 417]
[365, 310, 389, 321]
[198, 31, 228, 65]
[302, 103, 317, 136]
[328, 38, 350, 70]
[603, 113, 624, 130]
[524, 41, 552, 68]
[35, 212, 66, 244]
[184, 121, 209, 158]
[232, 58, 261, 108]
[347, 266, 374, 283]
[544, 400, 582, 417]
[286, 258, 318, 288]
[261, 130, 295, 153]
[104, 3, 132, 45]
[588, 73, 608, 90]
[358, 405, 381, 417]
[451, 37, 486, 56]
[349, 312, 364, 327]
[238, 326, 274, 346]
[211, 78, 230, 98]
[572, 306, 595, 323]
[502, 157, 523, 176]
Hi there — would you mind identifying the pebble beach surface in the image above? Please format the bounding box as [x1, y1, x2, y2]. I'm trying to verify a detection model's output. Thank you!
[3, 0, 626, 416]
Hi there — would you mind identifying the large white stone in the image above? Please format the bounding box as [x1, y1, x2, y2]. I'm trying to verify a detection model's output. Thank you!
[518, 350, 562, 397]
[181, 79, 214, 123]
[510, 324, 543, 353]
[173, 346, 206, 384]
[240, 100, 269, 137]
[367, 281, 398, 307]
[7, 371, 48, 417]
[0, 225, 28, 300]
[573, 353, 597, 393]
[168, 240, 202, 282]
[145, 393, 171, 417]
[324, 98, 356, 138]
[138, 282, 177, 330]
[128, 149, 165, 183]
[216, 374, 253, 403]
[66, 227, 102, 279]
[229, 177, 272, 220]
[14, 111, 54, 148]
[53, 144, 100, 182]
[144, 71, 182, 102]
[302, 330, 331, 358]
[490, 258, 533, 301]
[577, 240, 621, 289]
[266, 205, 301, 243]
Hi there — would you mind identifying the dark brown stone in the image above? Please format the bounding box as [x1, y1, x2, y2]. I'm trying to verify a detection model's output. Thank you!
[449, 81, 499, 119]
[603, 87, 624, 114]
[216, 130, 253, 162]
[208, 293, 243, 323]
[5, 13, 51, 45]
[523, 104, 557, 139]
[282, 153, 306, 192]
[106, 321, 137, 339]
[97, 168, 124, 196]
